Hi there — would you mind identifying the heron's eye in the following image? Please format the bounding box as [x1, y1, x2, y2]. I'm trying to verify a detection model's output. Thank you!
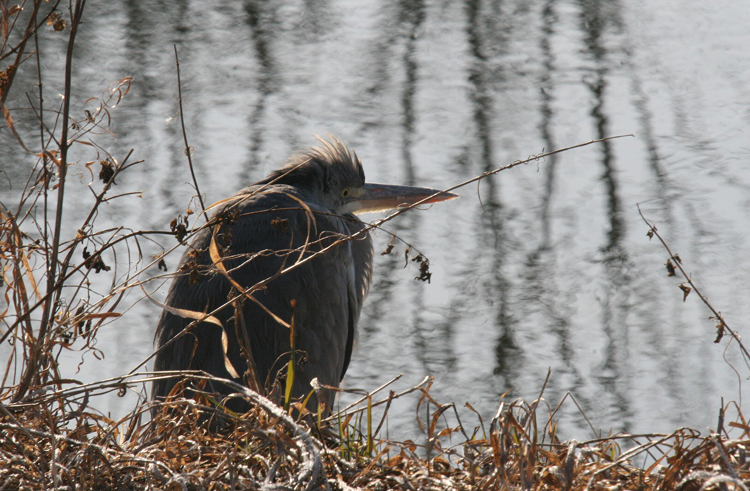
[341, 188, 350, 198]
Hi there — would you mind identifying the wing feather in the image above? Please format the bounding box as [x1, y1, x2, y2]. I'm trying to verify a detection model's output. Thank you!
[153, 184, 372, 413]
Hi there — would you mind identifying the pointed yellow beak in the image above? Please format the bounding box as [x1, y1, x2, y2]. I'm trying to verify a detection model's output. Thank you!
[347, 183, 458, 214]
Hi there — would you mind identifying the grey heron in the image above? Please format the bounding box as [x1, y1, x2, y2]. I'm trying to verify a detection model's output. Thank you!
[152, 136, 456, 414]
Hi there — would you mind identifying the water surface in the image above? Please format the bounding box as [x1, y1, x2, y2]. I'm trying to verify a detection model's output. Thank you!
[2, 0, 749, 441]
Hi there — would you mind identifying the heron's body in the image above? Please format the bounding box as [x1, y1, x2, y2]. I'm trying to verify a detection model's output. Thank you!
[152, 137, 453, 413]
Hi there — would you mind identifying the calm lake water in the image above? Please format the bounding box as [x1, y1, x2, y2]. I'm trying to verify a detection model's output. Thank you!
[2, 0, 750, 442]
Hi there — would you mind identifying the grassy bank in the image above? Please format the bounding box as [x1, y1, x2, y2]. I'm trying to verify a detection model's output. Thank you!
[1, 370, 749, 489]
[2, 2, 749, 489]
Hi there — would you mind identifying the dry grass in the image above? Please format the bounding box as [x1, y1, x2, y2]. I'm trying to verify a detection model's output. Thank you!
[2, 2, 750, 490]
[1, 372, 750, 490]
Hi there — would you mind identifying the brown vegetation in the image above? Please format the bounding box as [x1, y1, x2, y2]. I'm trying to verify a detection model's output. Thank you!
[2, 371, 750, 489]
[2, 2, 749, 489]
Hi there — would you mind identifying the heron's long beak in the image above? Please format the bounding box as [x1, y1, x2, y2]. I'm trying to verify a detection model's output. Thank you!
[348, 183, 458, 215]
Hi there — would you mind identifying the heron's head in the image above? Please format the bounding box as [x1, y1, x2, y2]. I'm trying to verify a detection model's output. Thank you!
[259, 136, 457, 215]
[258, 136, 366, 213]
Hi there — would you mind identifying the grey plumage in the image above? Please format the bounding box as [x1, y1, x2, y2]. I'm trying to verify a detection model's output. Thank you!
[152, 136, 454, 414]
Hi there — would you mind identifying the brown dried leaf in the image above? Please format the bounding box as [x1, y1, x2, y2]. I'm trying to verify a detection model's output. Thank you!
[404, 246, 411, 267]
[381, 241, 394, 256]
[679, 283, 691, 302]
[437, 427, 458, 438]
[82, 246, 111, 273]
[666, 258, 676, 277]
[271, 217, 289, 233]
[714, 319, 725, 344]
[170, 215, 188, 243]
[99, 159, 116, 184]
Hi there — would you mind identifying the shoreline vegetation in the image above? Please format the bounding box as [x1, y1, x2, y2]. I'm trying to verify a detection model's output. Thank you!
[1, 2, 748, 489]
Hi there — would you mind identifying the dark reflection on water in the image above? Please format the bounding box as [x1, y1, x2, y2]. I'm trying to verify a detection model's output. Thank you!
[2, 0, 750, 441]
[463, 0, 519, 384]
[531, 0, 588, 407]
[579, 0, 634, 432]
[243, 0, 279, 175]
